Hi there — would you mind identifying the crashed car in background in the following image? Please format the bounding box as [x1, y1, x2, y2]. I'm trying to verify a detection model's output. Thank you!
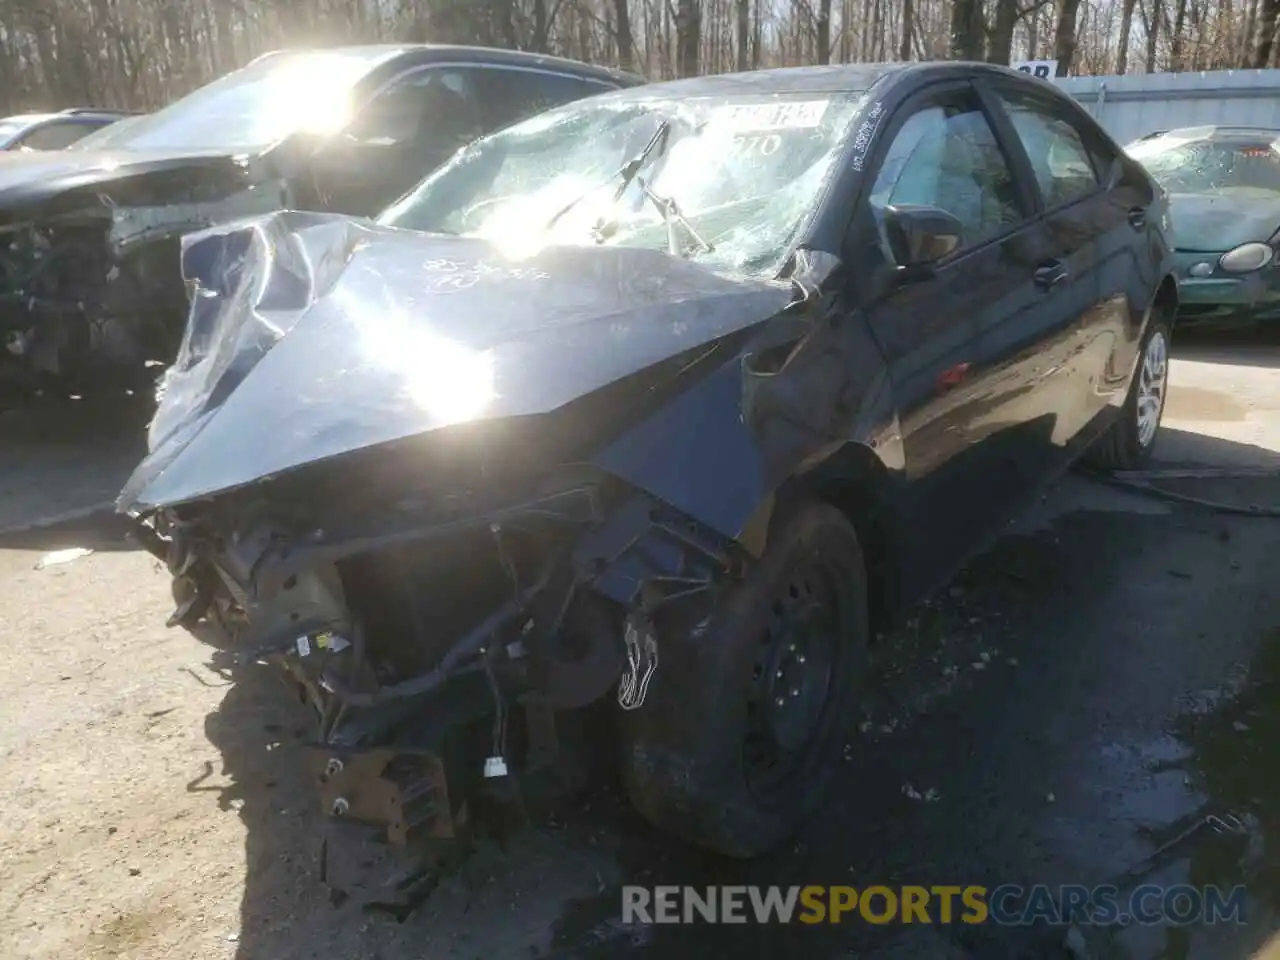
[120, 61, 1177, 911]
[0, 45, 640, 407]
[1127, 125, 1280, 328]
[0, 108, 137, 152]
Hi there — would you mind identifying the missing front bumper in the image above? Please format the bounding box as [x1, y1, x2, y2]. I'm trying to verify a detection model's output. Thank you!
[308, 744, 470, 914]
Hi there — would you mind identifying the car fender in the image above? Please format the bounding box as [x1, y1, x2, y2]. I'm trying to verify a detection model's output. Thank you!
[590, 278, 907, 572]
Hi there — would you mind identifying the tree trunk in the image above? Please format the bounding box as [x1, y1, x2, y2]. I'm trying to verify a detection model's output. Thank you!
[1257, 0, 1280, 66]
[532, 0, 549, 51]
[987, 0, 1018, 64]
[752, 0, 762, 68]
[1052, 0, 1083, 75]
[816, 0, 831, 63]
[733, 0, 748, 68]
[1116, 0, 1138, 73]
[1170, 0, 1188, 69]
[900, 0, 914, 60]
[675, 0, 700, 77]
[614, 0, 634, 68]
[1243, 0, 1261, 66]
[949, 0, 985, 60]
[1144, 0, 1162, 71]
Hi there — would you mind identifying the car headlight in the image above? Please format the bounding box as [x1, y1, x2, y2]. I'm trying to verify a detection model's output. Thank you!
[1219, 242, 1274, 274]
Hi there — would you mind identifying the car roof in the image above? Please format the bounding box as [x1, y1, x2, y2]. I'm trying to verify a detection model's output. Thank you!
[1127, 125, 1280, 152]
[0, 113, 60, 125]
[1154, 124, 1280, 140]
[1, 110, 132, 126]
[251, 44, 644, 88]
[553, 59, 1071, 102]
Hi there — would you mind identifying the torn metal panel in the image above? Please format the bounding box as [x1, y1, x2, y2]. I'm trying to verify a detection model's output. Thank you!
[107, 180, 291, 252]
[119, 210, 795, 511]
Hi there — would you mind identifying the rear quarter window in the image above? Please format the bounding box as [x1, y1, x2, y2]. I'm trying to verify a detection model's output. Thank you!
[994, 88, 1103, 208]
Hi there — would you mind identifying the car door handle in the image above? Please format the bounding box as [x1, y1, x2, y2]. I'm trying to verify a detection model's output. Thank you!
[1128, 206, 1147, 229]
[1034, 260, 1068, 290]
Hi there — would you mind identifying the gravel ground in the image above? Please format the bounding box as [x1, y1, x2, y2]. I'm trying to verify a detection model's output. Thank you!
[2, 340, 1280, 960]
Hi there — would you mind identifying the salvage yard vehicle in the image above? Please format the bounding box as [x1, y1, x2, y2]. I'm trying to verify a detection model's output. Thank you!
[0, 46, 640, 408]
[0, 108, 137, 151]
[120, 61, 1178, 911]
[1127, 126, 1280, 328]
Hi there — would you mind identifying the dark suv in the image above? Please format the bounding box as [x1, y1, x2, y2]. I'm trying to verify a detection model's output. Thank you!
[0, 45, 644, 405]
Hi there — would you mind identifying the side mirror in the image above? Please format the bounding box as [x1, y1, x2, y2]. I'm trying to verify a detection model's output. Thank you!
[883, 204, 963, 276]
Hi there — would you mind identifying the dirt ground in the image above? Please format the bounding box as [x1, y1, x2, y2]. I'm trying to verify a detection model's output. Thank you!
[2, 337, 1280, 960]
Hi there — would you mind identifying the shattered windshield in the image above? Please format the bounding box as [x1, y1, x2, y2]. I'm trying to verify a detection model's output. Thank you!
[379, 90, 867, 277]
[67, 49, 398, 152]
[1128, 134, 1280, 197]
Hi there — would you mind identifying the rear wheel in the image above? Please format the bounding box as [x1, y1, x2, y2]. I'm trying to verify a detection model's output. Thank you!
[1085, 307, 1171, 471]
[618, 500, 868, 857]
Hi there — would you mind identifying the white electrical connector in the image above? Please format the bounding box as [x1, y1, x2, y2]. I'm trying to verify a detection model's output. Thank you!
[483, 756, 508, 779]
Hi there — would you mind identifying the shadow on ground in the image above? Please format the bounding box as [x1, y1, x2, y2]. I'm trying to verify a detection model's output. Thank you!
[0, 397, 150, 540]
[162, 419, 1280, 960]
[1173, 325, 1280, 368]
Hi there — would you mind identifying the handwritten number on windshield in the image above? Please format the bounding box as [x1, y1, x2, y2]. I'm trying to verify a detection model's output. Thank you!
[734, 134, 782, 157]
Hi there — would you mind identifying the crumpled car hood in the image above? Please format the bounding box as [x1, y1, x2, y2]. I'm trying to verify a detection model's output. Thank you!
[119, 210, 793, 511]
[1169, 192, 1280, 251]
[0, 146, 247, 208]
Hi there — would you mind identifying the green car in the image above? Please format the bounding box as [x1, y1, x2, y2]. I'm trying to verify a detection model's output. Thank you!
[1127, 126, 1280, 327]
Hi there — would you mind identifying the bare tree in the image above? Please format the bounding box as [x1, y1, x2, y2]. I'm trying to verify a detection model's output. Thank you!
[3, 0, 1276, 118]
[1256, 0, 1280, 64]
[1117, 0, 1140, 72]
[675, 0, 701, 76]
[949, 0, 984, 59]
[614, 0, 635, 68]
[1053, 0, 1084, 74]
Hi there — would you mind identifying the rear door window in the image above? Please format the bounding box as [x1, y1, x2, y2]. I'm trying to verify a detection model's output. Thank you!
[469, 68, 619, 132]
[15, 121, 101, 150]
[993, 89, 1101, 208]
[349, 67, 484, 150]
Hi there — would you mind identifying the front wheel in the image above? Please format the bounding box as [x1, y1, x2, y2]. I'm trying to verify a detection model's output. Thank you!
[618, 500, 869, 858]
[1085, 308, 1171, 471]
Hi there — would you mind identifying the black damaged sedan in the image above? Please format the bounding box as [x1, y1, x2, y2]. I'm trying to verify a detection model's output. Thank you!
[121, 61, 1178, 909]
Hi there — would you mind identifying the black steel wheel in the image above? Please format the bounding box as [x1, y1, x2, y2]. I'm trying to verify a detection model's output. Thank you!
[619, 499, 868, 858]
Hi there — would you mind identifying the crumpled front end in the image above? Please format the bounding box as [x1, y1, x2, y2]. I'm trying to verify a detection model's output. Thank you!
[122, 209, 805, 911]
[0, 156, 289, 405]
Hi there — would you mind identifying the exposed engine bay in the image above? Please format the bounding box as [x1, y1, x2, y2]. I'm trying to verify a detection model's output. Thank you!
[138, 457, 741, 911]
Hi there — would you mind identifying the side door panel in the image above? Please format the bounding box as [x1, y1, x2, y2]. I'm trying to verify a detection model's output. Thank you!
[847, 83, 1053, 599]
[983, 81, 1136, 452]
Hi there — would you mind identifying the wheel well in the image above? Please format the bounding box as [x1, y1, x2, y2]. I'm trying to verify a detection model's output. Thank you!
[773, 447, 902, 638]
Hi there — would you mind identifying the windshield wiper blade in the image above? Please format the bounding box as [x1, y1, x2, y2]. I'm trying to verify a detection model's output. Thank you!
[544, 119, 673, 232]
[635, 176, 714, 259]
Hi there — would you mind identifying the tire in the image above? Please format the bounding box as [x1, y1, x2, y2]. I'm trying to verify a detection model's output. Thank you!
[618, 500, 869, 858]
[1085, 307, 1171, 472]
